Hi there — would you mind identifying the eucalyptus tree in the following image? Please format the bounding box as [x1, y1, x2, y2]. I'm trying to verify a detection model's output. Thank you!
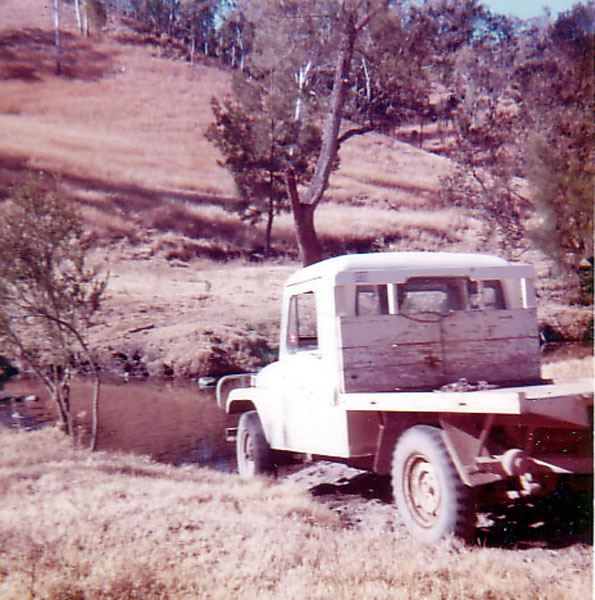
[178, 0, 218, 60]
[440, 1, 593, 291]
[438, 5, 534, 256]
[210, 0, 442, 265]
[516, 3, 594, 295]
[207, 70, 321, 257]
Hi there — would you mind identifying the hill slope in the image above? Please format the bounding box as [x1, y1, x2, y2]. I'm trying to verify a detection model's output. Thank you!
[0, 1, 590, 378]
[0, 1, 470, 260]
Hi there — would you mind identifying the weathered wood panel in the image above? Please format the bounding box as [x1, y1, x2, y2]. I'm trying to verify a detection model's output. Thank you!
[339, 310, 540, 393]
[441, 309, 538, 341]
[344, 362, 445, 393]
[340, 315, 441, 347]
[442, 337, 539, 383]
[340, 310, 537, 347]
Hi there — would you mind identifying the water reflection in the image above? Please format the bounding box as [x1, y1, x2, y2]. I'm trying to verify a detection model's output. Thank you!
[1, 378, 238, 471]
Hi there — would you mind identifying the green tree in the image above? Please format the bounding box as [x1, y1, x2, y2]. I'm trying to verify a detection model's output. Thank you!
[177, 0, 218, 61]
[438, 6, 533, 255]
[518, 3, 594, 297]
[211, 0, 410, 265]
[207, 71, 321, 257]
[0, 174, 107, 448]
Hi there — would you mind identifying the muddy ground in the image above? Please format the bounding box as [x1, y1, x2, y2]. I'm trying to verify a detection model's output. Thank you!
[279, 459, 593, 559]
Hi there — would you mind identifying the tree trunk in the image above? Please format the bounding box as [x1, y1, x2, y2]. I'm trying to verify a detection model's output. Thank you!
[90, 366, 100, 451]
[51, 365, 73, 436]
[264, 197, 273, 258]
[52, 0, 62, 74]
[286, 170, 322, 266]
[74, 0, 82, 33]
[303, 18, 357, 208]
[285, 19, 358, 266]
[82, 0, 89, 37]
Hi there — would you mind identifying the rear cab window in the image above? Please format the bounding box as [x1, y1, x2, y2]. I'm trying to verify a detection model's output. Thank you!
[355, 277, 507, 316]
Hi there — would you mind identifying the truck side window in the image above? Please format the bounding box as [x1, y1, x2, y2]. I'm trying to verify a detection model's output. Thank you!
[468, 280, 506, 310]
[286, 292, 318, 351]
[397, 277, 467, 314]
[356, 285, 389, 316]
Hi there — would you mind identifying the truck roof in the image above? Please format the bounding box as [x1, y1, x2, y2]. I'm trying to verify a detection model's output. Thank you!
[286, 252, 535, 287]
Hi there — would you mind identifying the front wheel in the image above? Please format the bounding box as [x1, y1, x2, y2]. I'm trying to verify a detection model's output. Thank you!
[236, 410, 274, 478]
[392, 425, 475, 542]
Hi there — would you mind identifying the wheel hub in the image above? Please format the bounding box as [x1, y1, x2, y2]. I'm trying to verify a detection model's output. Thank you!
[405, 455, 442, 527]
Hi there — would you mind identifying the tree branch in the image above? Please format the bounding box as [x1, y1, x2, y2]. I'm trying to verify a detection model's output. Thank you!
[25, 311, 101, 450]
[337, 125, 375, 146]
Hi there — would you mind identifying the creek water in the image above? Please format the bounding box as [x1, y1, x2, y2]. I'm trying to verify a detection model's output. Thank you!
[0, 343, 591, 469]
[0, 378, 239, 471]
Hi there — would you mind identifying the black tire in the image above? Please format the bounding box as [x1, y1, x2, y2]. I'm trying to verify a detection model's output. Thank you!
[392, 425, 474, 542]
[236, 410, 274, 478]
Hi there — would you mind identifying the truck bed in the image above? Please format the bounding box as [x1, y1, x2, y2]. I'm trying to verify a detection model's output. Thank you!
[338, 378, 594, 427]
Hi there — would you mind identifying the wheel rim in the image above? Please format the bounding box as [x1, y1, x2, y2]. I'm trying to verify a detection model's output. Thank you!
[403, 453, 442, 528]
[240, 430, 255, 475]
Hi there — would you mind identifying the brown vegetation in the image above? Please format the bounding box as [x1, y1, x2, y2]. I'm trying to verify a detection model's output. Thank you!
[0, 427, 591, 600]
[0, 6, 591, 600]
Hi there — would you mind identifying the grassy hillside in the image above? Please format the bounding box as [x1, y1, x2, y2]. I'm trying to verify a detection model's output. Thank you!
[0, 1, 478, 260]
[0, 1, 591, 379]
[0, 427, 591, 600]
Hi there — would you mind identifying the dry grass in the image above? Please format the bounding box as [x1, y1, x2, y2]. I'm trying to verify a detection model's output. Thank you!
[542, 356, 594, 380]
[0, 427, 591, 600]
[0, 1, 471, 261]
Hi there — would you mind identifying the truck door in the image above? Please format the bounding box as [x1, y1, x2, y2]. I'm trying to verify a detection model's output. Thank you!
[277, 290, 349, 456]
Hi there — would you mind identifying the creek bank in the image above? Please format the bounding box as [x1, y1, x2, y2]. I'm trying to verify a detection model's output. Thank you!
[6, 254, 591, 382]
[88, 306, 592, 381]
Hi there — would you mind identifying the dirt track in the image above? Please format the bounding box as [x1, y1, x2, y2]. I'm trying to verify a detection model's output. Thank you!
[281, 460, 593, 558]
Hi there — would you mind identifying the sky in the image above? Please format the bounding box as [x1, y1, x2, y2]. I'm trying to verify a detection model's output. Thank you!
[482, 0, 582, 19]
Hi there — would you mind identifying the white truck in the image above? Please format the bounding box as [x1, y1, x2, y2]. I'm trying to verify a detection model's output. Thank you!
[216, 252, 593, 541]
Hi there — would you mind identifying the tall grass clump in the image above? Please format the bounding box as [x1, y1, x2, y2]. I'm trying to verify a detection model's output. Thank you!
[0, 428, 591, 600]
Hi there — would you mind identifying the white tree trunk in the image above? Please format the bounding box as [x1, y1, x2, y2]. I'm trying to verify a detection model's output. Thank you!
[74, 0, 82, 32]
[294, 61, 312, 122]
[52, 0, 61, 74]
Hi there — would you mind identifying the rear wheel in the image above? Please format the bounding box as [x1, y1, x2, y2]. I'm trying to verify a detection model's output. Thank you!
[236, 410, 274, 478]
[392, 425, 474, 542]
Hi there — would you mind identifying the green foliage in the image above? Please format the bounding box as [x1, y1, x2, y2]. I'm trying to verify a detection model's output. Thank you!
[0, 173, 106, 435]
[518, 4, 594, 293]
[207, 70, 322, 256]
[439, 2, 593, 282]
[177, 0, 219, 55]
[437, 4, 533, 256]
